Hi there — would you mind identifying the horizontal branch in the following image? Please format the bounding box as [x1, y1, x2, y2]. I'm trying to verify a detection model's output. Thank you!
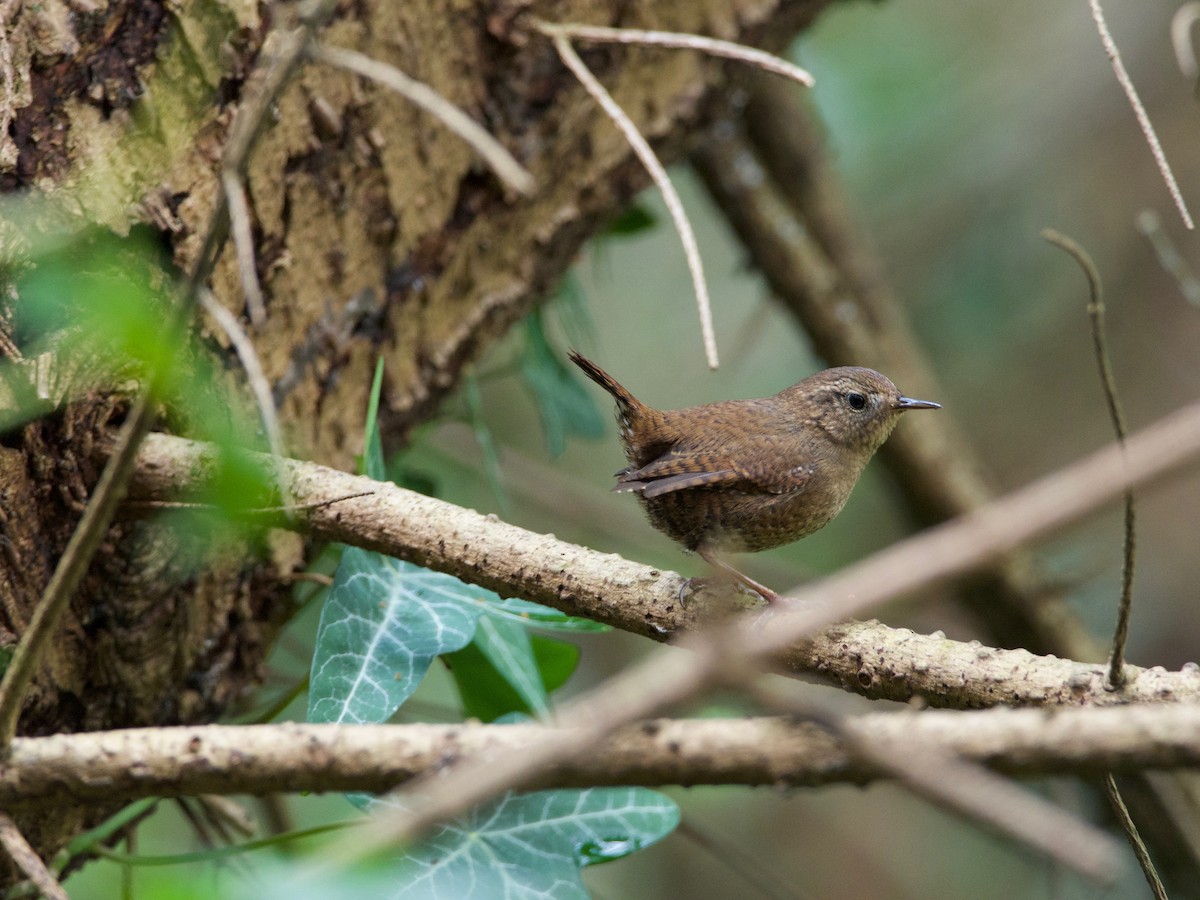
[6, 705, 1200, 807]
[126, 434, 1200, 709]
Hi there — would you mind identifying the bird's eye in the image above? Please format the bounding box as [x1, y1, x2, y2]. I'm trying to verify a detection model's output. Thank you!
[846, 392, 868, 411]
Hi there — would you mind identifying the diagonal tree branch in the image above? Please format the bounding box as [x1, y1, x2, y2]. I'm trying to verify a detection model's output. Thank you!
[125, 416, 1200, 712]
[0, 813, 67, 900]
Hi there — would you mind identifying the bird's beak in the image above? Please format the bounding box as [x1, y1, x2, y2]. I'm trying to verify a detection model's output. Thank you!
[895, 396, 941, 410]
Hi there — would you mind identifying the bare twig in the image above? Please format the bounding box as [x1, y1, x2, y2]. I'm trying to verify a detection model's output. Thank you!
[540, 26, 719, 369]
[199, 288, 293, 511]
[221, 170, 267, 326]
[531, 22, 815, 87]
[526, 18, 819, 369]
[1041, 229, 1134, 689]
[1107, 773, 1169, 900]
[0, 813, 68, 900]
[1088, 0, 1194, 229]
[1136, 209, 1200, 308]
[310, 44, 535, 196]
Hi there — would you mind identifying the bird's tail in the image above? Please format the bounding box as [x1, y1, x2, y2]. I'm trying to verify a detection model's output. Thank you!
[568, 350, 644, 416]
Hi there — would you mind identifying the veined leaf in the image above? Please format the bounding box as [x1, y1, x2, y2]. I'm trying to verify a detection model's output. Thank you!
[461, 612, 549, 718]
[307, 547, 481, 725]
[382, 788, 680, 899]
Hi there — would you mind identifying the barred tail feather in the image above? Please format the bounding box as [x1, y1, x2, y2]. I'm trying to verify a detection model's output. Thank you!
[568, 350, 642, 414]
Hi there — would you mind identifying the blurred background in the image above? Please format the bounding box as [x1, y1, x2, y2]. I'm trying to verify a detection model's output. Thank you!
[488, 2, 1199, 897]
[71, 0, 1200, 897]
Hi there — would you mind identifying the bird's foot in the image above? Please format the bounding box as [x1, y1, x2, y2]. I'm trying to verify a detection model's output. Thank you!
[697, 549, 779, 605]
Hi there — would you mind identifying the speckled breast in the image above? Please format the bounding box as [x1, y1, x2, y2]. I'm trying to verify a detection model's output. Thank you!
[639, 481, 848, 554]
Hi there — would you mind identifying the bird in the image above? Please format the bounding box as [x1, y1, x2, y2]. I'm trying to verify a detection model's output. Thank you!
[569, 350, 941, 602]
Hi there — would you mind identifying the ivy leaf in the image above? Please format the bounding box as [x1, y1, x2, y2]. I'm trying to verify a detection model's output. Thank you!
[447, 627, 580, 723]
[446, 612, 549, 721]
[483, 597, 610, 633]
[382, 788, 680, 899]
[307, 547, 481, 725]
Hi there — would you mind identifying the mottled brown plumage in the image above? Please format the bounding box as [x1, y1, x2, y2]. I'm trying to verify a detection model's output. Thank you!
[569, 351, 941, 602]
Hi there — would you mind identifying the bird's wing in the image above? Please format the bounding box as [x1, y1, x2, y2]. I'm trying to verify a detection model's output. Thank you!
[734, 458, 816, 495]
[616, 449, 814, 498]
[614, 453, 738, 497]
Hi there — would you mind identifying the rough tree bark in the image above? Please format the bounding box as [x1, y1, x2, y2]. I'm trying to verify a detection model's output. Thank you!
[0, 0, 837, 873]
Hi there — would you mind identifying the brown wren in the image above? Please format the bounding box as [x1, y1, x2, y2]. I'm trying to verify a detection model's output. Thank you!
[569, 351, 941, 602]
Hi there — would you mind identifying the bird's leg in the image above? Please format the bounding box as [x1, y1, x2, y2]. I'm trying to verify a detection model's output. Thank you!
[698, 548, 779, 604]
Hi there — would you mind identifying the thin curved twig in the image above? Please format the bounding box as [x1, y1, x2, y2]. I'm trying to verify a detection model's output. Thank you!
[1041, 229, 1134, 690]
[540, 26, 719, 369]
[1088, 0, 1194, 229]
[1171, 3, 1200, 83]
[1106, 774, 1169, 900]
[531, 22, 814, 87]
[310, 44, 534, 197]
[199, 289, 294, 512]
[222, 170, 268, 326]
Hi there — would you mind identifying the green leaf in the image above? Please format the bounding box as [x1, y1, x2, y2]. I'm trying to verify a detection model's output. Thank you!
[446, 612, 549, 721]
[548, 272, 596, 352]
[445, 640, 525, 724]
[445, 620, 580, 723]
[520, 308, 607, 458]
[529, 634, 580, 694]
[484, 597, 610, 633]
[446, 595, 591, 722]
[361, 358, 387, 480]
[383, 788, 680, 899]
[606, 203, 658, 236]
[307, 547, 482, 725]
